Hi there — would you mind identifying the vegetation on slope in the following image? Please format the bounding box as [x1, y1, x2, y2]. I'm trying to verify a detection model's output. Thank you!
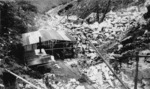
[0, 1, 43, 88]
[15, 0, 73, 13]
[0, 0, 37, 69]
[58, 0, 146, 19]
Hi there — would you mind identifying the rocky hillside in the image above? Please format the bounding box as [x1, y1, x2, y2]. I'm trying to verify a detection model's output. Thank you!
[0, 0, 150, 89]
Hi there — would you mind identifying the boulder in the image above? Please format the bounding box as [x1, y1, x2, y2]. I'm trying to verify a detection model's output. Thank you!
[75, 85, 85, 89]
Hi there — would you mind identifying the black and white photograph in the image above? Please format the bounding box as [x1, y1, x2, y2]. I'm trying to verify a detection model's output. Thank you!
[0, 0, 150, 89]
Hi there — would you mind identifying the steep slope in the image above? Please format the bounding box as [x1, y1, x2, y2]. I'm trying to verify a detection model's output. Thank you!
[58, 0, 146, 19]
[14, 0, 73, 13]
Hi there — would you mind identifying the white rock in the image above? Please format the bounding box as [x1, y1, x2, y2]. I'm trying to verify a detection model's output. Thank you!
[118, 44, 123, 50]
[68, 15, 78, 21]
[144, 85, 150, 89]
[70, 79, 77, 83]
[96, 71, 103, 85]
[75, 85, 85, 89]
[90, 22, 99, 29]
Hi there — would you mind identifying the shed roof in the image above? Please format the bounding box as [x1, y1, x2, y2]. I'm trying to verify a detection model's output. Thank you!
[22, 29, 76, 46]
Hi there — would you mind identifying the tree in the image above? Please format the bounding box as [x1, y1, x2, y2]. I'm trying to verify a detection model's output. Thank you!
[98, 0, 111, 23]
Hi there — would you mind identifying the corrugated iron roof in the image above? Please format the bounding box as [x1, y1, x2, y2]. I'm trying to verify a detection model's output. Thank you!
[22, 29, 76, 46]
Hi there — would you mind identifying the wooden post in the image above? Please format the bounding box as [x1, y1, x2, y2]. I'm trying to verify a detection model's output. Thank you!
[134, 52, 139, 89]
[72, 42, 74, 58]
[39, 37, 42, 54]
[63, 42, 65, 59]
[52, 41, 53, 55]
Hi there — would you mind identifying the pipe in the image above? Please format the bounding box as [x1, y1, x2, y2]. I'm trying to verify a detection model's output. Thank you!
[39, 37, 42, 54]
[5, 69, 40, 89]
[76, 31, 129, 89]
[86, 37, 129, 89]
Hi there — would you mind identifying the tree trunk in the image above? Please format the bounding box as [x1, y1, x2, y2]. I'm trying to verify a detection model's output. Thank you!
[99, 0, 111, 23]
[96, 1, 100, 22]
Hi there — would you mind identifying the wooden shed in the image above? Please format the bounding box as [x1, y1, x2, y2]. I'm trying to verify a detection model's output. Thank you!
[22, 29, 76, 66]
